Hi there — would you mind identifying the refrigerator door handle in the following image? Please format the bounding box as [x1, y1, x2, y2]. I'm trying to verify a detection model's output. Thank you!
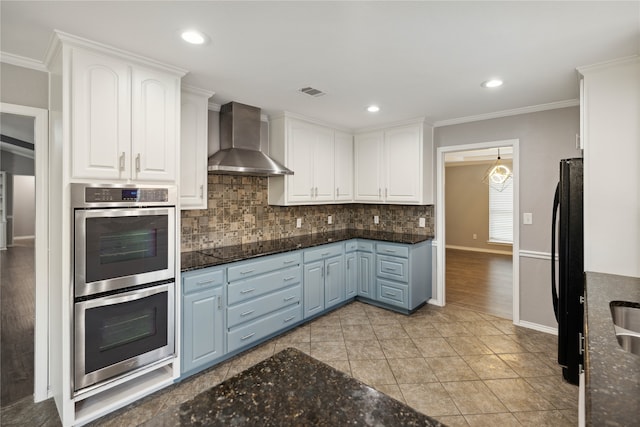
[551, 182, 560, 322]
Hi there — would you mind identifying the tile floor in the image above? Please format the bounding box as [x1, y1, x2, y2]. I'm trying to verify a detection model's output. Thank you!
[0, 301, 578, 426]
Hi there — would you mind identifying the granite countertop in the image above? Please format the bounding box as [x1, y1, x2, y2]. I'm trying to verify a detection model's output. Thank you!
[584, 272, 640, 427]
[147, 347, 443, 426]
[181, 229, 432, 271]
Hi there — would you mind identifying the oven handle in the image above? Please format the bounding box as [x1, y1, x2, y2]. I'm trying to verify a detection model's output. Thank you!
[76, 207, 175, 219]
[76, 282, 173, 311]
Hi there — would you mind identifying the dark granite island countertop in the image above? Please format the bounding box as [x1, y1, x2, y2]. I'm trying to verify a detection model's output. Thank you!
[181, 229, 432, 272]
[148, 348, 443, 426]
[584, 272, 640, 427]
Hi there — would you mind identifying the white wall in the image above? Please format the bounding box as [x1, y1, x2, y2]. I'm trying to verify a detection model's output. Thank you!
[580, 57, 640, 277]
[12, 174, 35, 238]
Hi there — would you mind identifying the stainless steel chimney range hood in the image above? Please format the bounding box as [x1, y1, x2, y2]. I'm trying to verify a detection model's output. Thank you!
[207, 102, 293, 176]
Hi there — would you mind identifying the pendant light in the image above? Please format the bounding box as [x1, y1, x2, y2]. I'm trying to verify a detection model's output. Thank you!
[482, 148, 512, 192]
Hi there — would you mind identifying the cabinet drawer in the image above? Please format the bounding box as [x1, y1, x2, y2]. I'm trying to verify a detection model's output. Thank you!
[227, 304, 303, 353]
[227, 252, 301, 282]
[227, 284, 302, 328]
[376, 255, 409, 283]
[304, 243, 343, 263]
[345, 240, 358, 252]
[227, 266, 301, 305]
[377, 279, 409, 308]
[357, 241, 374, 252]
[376, 243, 409, 258]
[182, 269, 224, 294]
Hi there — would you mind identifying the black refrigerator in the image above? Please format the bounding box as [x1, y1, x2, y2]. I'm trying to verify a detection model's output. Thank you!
[551, 158, 584, 385]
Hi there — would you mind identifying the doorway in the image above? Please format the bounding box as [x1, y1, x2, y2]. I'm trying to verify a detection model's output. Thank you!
[435, 139, 520, 323]
[444, 148, 513, 319]
[0, 104, 49, 404]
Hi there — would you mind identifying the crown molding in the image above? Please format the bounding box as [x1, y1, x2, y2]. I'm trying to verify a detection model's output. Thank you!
[433, 99, 579, 128]
[0, 51, 48, 73]
[577, 54, 639, 75]
[181, 84, 215, 98]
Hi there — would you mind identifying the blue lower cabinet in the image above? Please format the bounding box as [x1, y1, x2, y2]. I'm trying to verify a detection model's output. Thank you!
[227, 304, 303, 353]
[345, 252, 357, 298]
[377, 278, 409, 308]
[303, 261, 325, 318]
[182, 285, 224, 374]
[324, 255, 345, 309]
[357, 252, 374, 298]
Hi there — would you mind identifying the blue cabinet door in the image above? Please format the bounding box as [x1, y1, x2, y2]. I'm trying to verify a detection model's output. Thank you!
[345, 252, 357, 298]
[182, 286, 224, 373]
[357, 252, 374, 298]
[304, 261, 325, 318]
[325, 255, 345, 309]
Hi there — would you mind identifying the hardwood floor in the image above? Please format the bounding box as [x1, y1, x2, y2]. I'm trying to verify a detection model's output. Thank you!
[446, 248, 513, 319]
[1, 238, 35, 407]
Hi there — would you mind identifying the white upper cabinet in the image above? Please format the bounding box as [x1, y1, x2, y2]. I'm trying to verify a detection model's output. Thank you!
[131, 66, 180, 182]
[269, 115, 349, 205]
[67, 40, 185, 183]
[180, 86, 214, 210]
[334, 131, 354, 202]
[354, 121, 433, 204]
[70, 48, 131, 180]
[354, 131, 383, 202]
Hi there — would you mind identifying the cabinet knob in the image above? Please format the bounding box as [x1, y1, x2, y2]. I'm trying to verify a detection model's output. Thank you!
[336, 187, 340, 197]
[378, 188, 382, 198]
[135, 153, 141, 172]
[315, 187, 318, 197]
[200, 185, 204, 199]
[385, 188, 388, 199]
[119, 152, 126, 172]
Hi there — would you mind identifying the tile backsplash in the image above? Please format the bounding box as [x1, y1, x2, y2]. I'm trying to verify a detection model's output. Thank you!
[180, 175, 434, 252]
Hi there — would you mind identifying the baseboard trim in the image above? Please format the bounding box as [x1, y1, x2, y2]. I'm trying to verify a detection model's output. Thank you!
[515, 320, 558, 335]
[519, 250, 558, 261]
[14, 235, 35, 240]
[446, 244, 512, 256]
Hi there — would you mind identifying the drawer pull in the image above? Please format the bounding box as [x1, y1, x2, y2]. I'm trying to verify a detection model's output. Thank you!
[321, 252, 330, 256]
[240, 269, 255, 275]
[384, 249, 397, 253]
[283, 276, 297, 282]
[284, 295, 296, 302]
[240, 288, 256, 294]
[195, 279, 216, 286]
[383, 267, 396, 272]
[284, 316, 296, 323]
[283, 259, 296, 264]
[385, 292, 397, 297]
[241, 310, 255, 317]
[241, 333, 256, 341]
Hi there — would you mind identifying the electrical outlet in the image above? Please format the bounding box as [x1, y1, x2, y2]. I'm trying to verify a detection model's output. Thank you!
[296, 218, 302, 228]
[374, 215, 379, 224]
[523, 213, 533, 225]
[419, 218, 426, 228]
[473, 233, 477, 240]
[328, 215, 333, 224]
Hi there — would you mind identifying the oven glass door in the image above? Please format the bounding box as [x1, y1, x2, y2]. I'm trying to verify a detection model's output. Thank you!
[74, 282, 175, 392]
[75, 207, 175, 297]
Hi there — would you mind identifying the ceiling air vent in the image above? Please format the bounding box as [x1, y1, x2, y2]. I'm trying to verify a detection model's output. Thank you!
[298, 86, 326, 97]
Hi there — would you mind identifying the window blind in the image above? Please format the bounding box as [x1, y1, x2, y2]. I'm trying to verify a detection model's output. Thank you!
[489, 180, 513, 243]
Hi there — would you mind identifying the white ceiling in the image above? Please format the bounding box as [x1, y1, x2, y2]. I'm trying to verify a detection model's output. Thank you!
[1, 1, 638, 131]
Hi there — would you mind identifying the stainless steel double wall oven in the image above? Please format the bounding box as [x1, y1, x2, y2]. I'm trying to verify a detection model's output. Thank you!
[72, 184, 176, 394]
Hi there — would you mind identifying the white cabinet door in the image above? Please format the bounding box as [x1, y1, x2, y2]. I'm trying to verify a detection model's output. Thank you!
[180, 87, 212, 209]
[334, 131, 353, 202]
[286, 120, 316, 203]
[312, 125, 335, 202]
[384, 124, 421, 203]
[354, 131, 383, 202]
[131, 66, 179, 182]
[70, 48, 131, 180]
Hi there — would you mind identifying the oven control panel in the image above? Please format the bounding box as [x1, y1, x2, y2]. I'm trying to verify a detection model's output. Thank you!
[84, 187, 169, 203]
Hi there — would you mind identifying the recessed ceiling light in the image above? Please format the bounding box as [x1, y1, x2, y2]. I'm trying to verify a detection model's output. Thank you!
[181, 30, 207, 45]
[481, 79, 504, 88]
[367, 105, 380, 113]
